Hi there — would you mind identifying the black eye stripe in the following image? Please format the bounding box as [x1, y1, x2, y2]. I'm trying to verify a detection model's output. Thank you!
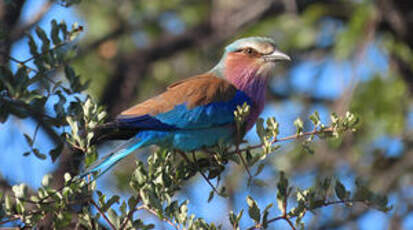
[235, 47, 258, 54]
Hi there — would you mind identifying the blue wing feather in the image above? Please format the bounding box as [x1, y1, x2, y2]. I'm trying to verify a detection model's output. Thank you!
[117, 90, 252, 130]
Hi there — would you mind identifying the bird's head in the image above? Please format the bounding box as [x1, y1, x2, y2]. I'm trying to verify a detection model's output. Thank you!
[211, 37, 290, 81]
[210, 37, 290, 130]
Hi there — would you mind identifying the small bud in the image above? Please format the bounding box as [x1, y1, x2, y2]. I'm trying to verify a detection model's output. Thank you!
[12, 184, 28, 199]
[294, 118, 304, 135]
[42, 174, 52, 187]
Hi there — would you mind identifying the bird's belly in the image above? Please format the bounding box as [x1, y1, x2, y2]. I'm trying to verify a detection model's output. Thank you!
[136, 126, 235, 151]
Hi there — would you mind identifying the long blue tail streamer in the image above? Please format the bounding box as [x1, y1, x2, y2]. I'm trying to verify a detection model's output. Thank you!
[78, 136, 150, 179]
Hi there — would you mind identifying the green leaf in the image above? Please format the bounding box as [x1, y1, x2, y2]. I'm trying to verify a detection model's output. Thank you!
[23, 133, 33, 147]
[256, 118, 266, 141]
[4, 194, 12, 214]
[107, 208, 121, 228]
[27, 34, 39, 56]
[64, 172, 72, 183]
[276, 171, 289, 213]
[254, 163, 265, 176]
[229, 211, 237, 227]
[229, 210, 243, 230]
[148, 192, 162, 211]
[84, 151, 97, 167]
[335, 180, 348, 201]
[15, 199, 25, 214]
[59, 20, 68, 38]
[309, 199, 324, 209]
[50, 142, 63, 162]
[177, 201, 189, 224]
[12, 184, 27, 198]
[252, 179, 268, 187]
[320, 178, 332, 193]
[266, 117, 279, 137]
[120, 201, 127, 215]
[101, 195, 120, 212]
[208, 190, 214, 203]
[246, 195, 261, 224]
[294, 118, 304, 135]
[309, 111, 321, 127]
[42, 174, 52, 187]
[237, 210, 243, 224]
[51, 19, 62, 45]
[64, 65, 86, 92]
[262, 203, 273, 228]
[128, 196, 138, 210]
[33, 148, 47, 160]
[372, 194, 392, 212]
[54, 90, 67, 118]
[35, 26, 50, 53]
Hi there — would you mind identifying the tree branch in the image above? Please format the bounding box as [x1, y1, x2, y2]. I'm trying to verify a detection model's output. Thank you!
[119, 197, 139, 230]
[248, 199, 369, 230]
[90, 199, 116, 230]
[137, 205, 181, 230]
[227, 127, 333, 156]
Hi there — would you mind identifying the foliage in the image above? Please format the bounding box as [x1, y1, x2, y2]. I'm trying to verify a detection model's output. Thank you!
[2, 0, 413, 229]
[0, 20, 85, 161]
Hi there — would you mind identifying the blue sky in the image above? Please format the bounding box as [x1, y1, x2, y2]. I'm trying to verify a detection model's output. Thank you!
[1, 1, 408, 229]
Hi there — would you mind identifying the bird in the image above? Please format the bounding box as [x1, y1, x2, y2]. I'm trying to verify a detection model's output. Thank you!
[80, 37, 290, 178]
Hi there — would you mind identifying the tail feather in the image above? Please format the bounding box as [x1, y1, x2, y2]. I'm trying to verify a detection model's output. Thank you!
[78, 136, 150, 179]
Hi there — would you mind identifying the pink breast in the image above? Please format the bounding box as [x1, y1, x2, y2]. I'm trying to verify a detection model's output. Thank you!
[223, 55, 268, 131]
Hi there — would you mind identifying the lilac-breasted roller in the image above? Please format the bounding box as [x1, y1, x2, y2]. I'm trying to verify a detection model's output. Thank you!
[80, 37, 290, 178]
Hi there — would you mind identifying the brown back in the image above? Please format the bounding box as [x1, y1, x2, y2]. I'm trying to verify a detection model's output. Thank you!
[118, 73, 237, 118]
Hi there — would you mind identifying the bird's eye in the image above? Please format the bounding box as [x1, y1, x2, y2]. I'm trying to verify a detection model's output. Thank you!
[234, 47, 258, 56]
[244, 48, 253, 54]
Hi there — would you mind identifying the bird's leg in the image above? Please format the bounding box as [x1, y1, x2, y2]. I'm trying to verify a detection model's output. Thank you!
[175, 150, 219, 194]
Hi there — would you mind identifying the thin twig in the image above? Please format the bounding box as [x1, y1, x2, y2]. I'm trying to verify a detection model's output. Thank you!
[177, 150, 220, 194]
[235, 142, 252, 178]
[120, 197, 139, 230]
[263, 216, 284, 225]
[284, 217, 296, 230]
[282, 186, 296, 230]
[191, 151, 220, 194]
[90, 199, 116, 230]
[32, 123, 41, 143]
[21, 41, 68, 64]
[137, 205, 181, 230]
[228, 127, 333, 156]
[247, 198, 365, 229]
[0, 52, 39, 73]
[1, 38, 70, 76]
